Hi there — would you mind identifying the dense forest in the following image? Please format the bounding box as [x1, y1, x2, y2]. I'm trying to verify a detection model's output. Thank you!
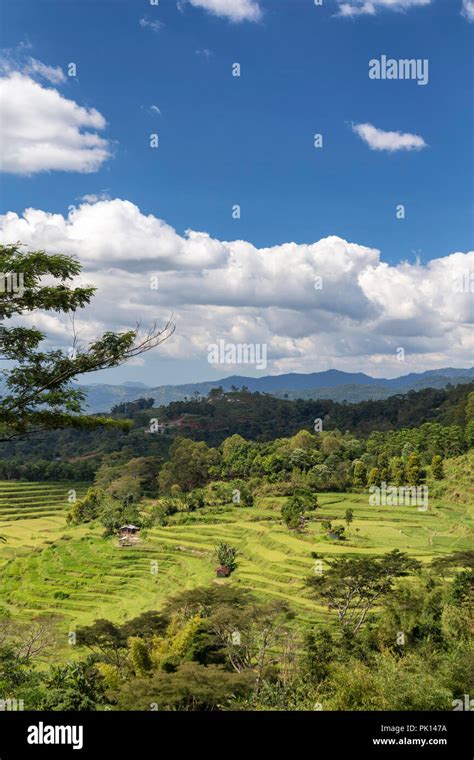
[0, 382, 472, 484]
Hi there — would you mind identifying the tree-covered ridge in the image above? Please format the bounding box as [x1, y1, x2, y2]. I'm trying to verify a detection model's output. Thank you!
[0, 382, 472, 487]
[0, 383, 474, 480]
[156, 381, 474, 436]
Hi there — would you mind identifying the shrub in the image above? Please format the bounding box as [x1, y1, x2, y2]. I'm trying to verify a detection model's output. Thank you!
[214, 543, 238, 572]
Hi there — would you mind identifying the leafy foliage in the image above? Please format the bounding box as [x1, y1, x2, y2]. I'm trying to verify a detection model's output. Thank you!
[214, 543, 238, 572]
[0, 244, 174, 441]
[307, 550, 422, 635]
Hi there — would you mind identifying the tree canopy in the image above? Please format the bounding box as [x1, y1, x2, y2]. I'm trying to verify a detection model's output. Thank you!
[307, 550, 421, 635]
[0, 244, 174, 441]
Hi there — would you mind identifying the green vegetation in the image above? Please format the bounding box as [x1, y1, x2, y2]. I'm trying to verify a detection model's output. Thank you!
[0, 383, 472, 479]
[0, 243, 174, 442]
[0, 366, 472, 710]
[0, 567, 471, 711]
[214, 542, 238, 574]
[0, 481, 90, 567]
[0, 448, 472, 711]
[0, 480, 471, 626]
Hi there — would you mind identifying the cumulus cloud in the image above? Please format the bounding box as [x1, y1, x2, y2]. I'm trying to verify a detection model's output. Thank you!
[0, 200, 229, 270]
[77, 192, 111, 204]
[462, 0, 474, 21]
[182, 0, 262, 22]
[352, 122, 427, 152]
[0, 73, 111, 175]
[0, 199, 472, 376]
[336, 0, 432, 16]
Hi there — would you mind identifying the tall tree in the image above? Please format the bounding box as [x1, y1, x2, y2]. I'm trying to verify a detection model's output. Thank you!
[405, 452, 423, 486]
[431, 454, 444, 480]
[0, 244, 174, 441]
[307, 550, 421, 635]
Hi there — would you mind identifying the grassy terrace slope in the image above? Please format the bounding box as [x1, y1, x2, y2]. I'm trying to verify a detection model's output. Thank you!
[0, 481, 90, 566]
[0, 476, 472, 647]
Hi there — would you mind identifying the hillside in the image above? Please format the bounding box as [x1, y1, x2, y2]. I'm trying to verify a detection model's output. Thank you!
[428, 450, 474, 505]
[0, 385, 471, 712]
[0, 485, 471, 633]
[0, 381, 471, 478]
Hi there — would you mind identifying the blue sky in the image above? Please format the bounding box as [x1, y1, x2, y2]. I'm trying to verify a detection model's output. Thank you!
[0, 0, 473, 385]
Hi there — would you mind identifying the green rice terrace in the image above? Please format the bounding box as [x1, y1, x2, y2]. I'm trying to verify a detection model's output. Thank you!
[0, 468, 472, 654]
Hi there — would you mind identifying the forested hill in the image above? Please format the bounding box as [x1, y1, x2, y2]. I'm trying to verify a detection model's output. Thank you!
[76, 367, 474, 412]
[154, 381, 474, 441]
[1, 381, 472, 481]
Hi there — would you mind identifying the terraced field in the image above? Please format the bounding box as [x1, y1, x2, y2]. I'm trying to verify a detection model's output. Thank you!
[0, 480, 472, 650]
[0, 481, 90, 566]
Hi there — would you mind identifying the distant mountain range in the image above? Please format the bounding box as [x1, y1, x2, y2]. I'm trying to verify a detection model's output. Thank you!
[78, 367, 474, 413]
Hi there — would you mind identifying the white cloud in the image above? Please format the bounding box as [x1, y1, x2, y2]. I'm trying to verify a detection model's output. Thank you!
[336, 0, 432, 16]
[0, 53, 65, 85]
[23, 57, 66, 84]
[78, 192, 111, 204]
[462, 0, 474, 21]
[0, 200, 229, 270]
[150, 104, 161, 115]
[0, 73, 111, 175]
[182, 0, 262, 22]
[0, 199, 472, 376]
[139, 16, 164, 32]
[352, 122, 427, 152]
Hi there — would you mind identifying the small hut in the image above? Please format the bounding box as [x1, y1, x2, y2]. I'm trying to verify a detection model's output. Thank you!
[216, 565, 231, 578]
[118, 524, 141, 547]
